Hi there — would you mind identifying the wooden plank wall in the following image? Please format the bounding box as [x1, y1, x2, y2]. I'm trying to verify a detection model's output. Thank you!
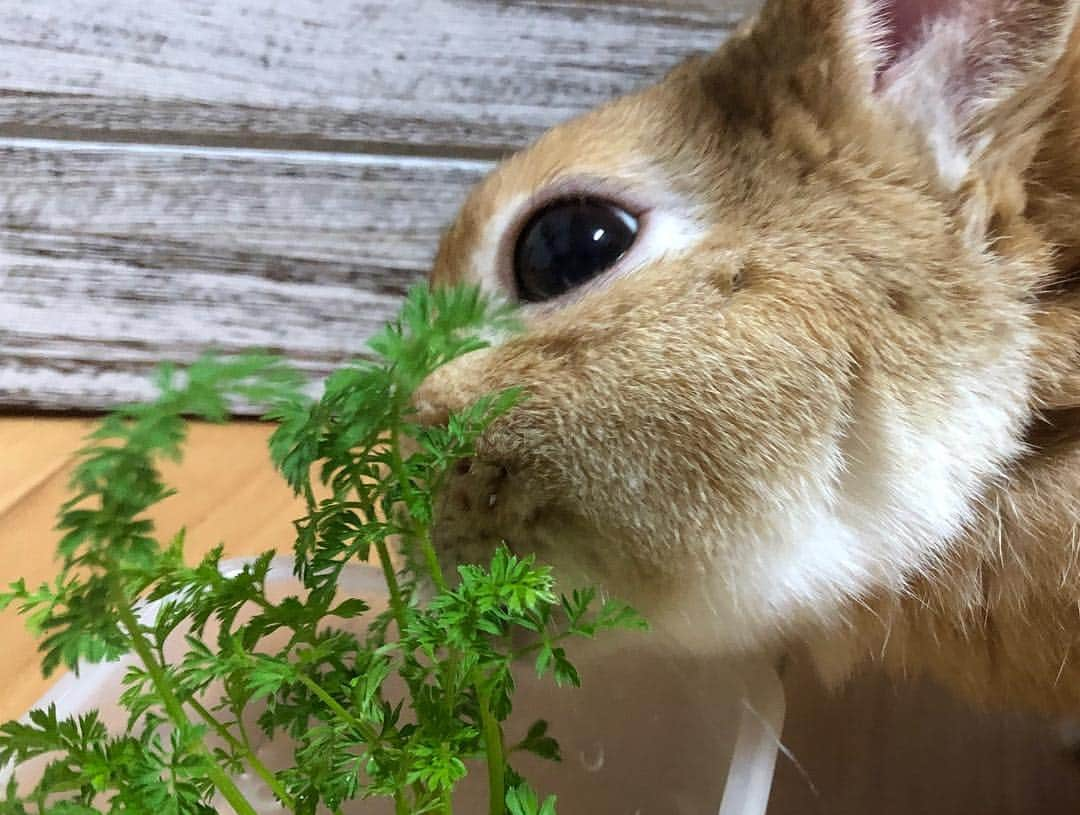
[0, 0, 745, 411]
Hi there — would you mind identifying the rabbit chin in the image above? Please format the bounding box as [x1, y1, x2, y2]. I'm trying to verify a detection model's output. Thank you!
[431, 355, 1031, 667]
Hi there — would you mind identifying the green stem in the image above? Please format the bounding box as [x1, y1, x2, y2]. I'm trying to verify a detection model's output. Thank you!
[293, 673, 391, 814]
[388, 429, 446, 592]
[511, 629, 572, 662]
[344, 458, 409, 635]
[302, 480, 318, 514]
[477, 685, 506, 815]
[295, 673, 381, 745]
[110, 582, 259, 815]
[187, 696, 296, 810]
[418, 526, 447, 593]
[373, 535, 409, 634]
[387, 428, 418, 513]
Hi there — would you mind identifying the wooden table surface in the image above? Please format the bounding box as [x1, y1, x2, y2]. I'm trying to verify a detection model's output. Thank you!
[0, 416, 302, 722]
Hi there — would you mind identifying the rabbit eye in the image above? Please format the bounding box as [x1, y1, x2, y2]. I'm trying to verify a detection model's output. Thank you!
[513, 197, 639, 302]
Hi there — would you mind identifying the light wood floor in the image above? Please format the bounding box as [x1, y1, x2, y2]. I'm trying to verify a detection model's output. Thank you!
[5, 417, 1080, 814]
[0, 417, 303, 722]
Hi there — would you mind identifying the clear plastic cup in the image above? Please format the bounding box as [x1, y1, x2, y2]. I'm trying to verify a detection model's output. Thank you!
[4, 558, 784, 814]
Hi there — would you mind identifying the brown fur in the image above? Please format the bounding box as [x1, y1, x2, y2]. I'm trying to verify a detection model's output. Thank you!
[832, 19, 1080, 713]
[418, 0, 1080, 714]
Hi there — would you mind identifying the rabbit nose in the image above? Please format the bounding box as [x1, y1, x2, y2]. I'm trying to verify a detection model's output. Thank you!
[411, 375, 453, 427]
[410, 348, 493, 427]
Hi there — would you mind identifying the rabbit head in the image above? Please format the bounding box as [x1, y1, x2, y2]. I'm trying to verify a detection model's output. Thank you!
[414, 0, 1080, 674]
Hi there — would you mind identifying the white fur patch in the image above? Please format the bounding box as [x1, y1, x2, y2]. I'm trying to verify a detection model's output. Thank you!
[654, 336, 1033, 657]
[470, 192, 530, 296]
[879, 16, 980, 189]
[629, 208, 708, 272]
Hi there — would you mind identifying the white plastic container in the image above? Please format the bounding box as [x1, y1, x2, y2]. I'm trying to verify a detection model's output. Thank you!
[4, 559, 785, 814]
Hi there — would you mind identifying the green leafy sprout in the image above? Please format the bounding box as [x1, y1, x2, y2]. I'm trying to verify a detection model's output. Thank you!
[0, 285, 647, 815]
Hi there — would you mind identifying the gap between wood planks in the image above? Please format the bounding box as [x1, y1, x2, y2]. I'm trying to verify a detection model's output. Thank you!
[0, 134, 499, 171]
[0, 0, 741, 154]
[0, 125, 511, 163]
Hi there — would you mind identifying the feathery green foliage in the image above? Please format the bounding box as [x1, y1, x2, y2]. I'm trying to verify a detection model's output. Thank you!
[0, 285, 646, 815]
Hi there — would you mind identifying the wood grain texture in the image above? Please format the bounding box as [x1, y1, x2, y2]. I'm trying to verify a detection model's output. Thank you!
[0, 0, 745, 155]
[0, 0, 752, 411]
[0, 139, 490, 410]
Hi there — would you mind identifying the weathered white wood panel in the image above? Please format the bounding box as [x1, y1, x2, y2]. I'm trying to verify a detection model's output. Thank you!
[0, 0, 744, 154]
[0, 0, 752, 410]
[0, 138, 490, 410]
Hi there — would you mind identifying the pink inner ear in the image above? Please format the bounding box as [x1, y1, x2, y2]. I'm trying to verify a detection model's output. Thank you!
[878, 0, 956, 69]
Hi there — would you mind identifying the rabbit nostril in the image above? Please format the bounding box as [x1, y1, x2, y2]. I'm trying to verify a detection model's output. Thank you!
[454, 457, 474, 476]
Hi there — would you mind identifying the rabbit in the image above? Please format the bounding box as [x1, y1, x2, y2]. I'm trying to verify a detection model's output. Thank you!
[413, 0, 1080, 716]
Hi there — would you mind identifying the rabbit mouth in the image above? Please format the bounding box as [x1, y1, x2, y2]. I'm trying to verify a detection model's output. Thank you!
[430, 455, 610, 582]
[433, 457, 551, 562]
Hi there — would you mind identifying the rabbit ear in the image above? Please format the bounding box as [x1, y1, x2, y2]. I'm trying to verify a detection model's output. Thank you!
[875, 0, 1079, 188]
[745, 0, 1079, 188]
